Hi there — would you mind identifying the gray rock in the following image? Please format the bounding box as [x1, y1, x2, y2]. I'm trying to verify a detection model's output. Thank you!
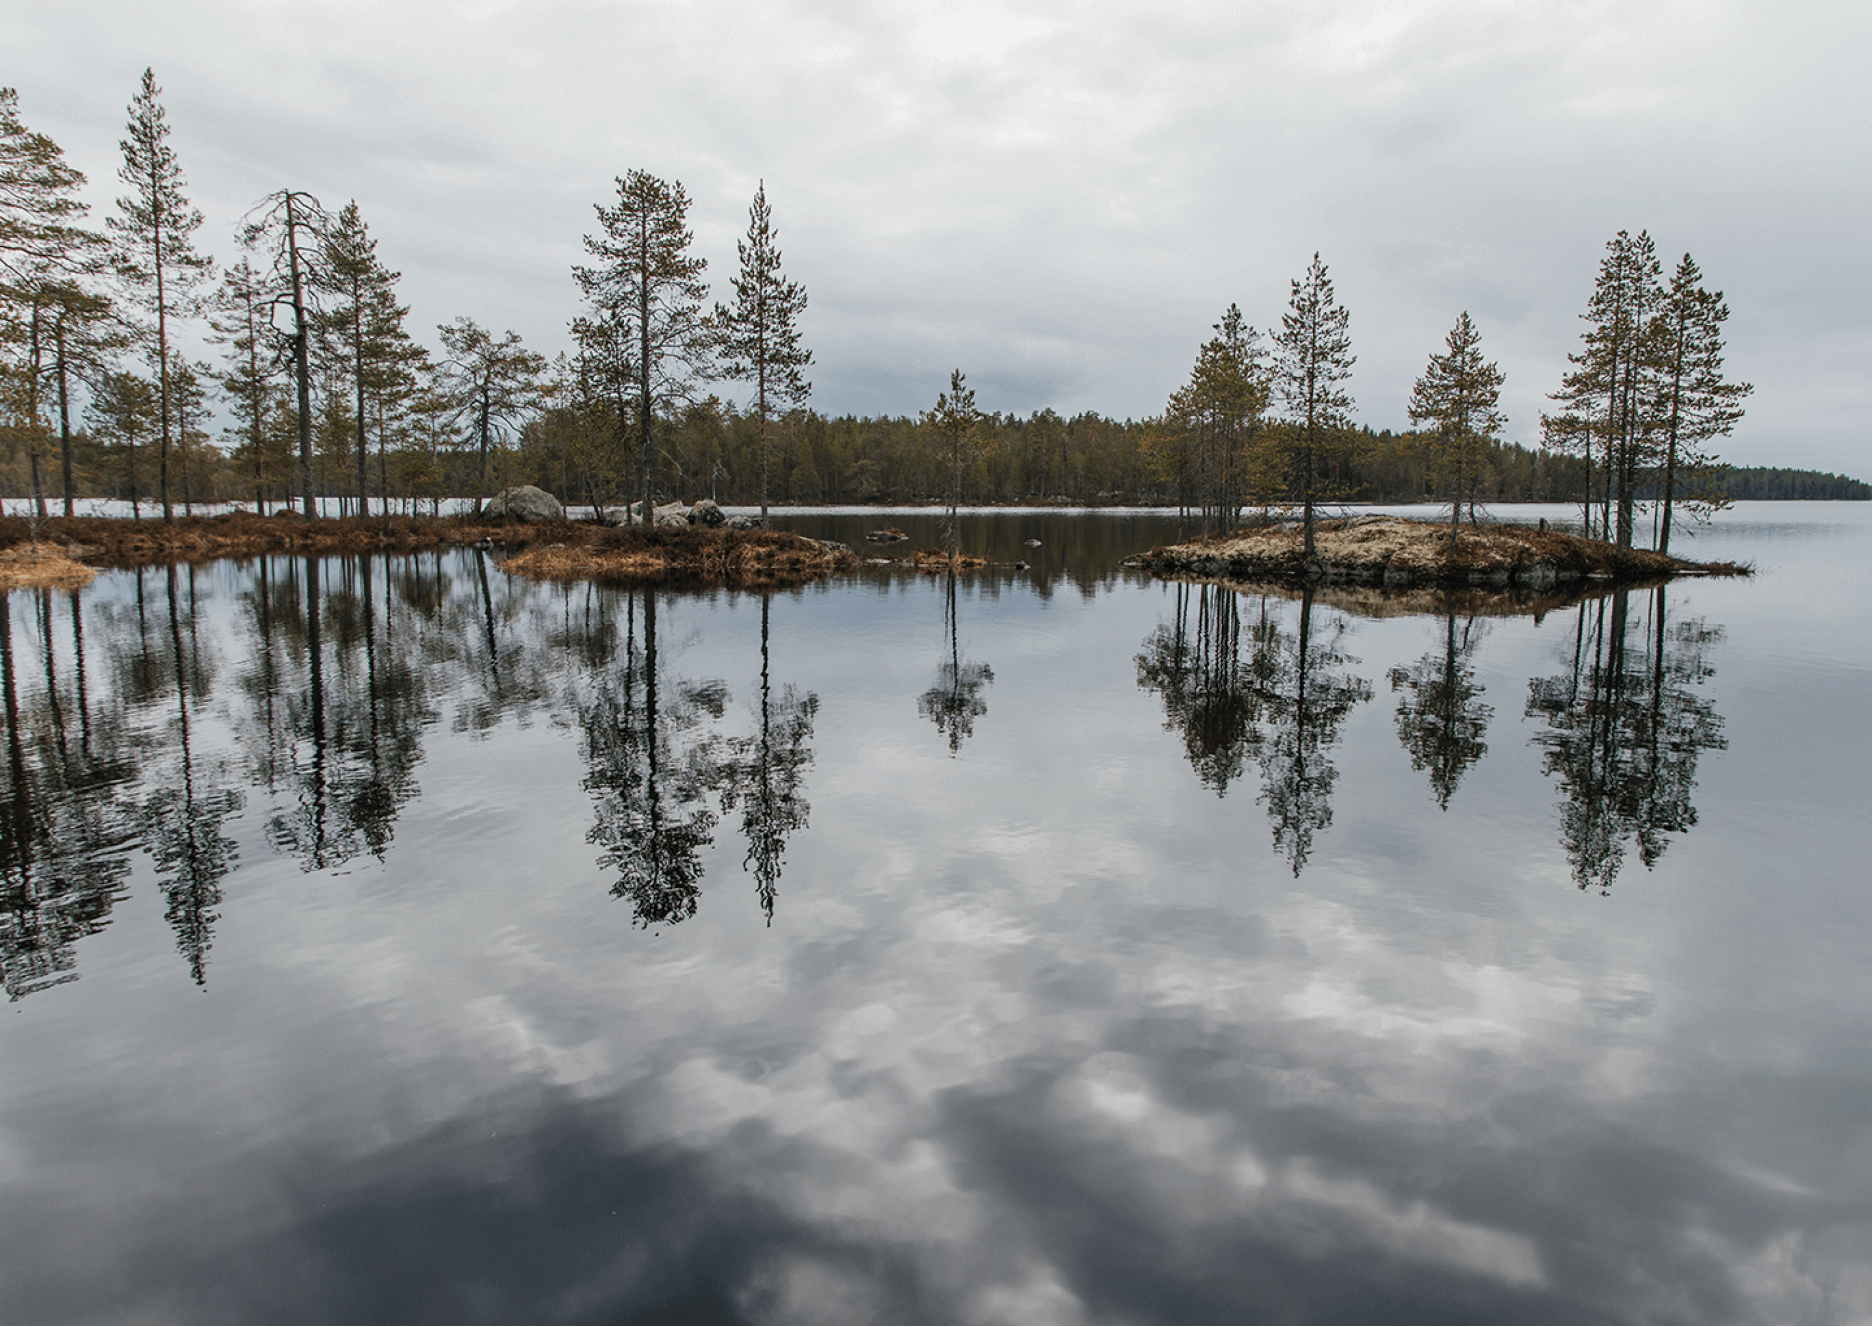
[483, 485, 564, 523]
[726, 515, 763, 530]
[599, 507, 632, 527]
[690, 499, 725, 527]
[655, 510, 690, 528]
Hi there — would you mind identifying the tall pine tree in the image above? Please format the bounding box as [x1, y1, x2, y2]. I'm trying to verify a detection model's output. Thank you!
[1273, 253, 1356, 556]
[574, 171, 710, 523]
[109, 69, 212, 521]
[1408, 311, 1506, 546]
[1649, 253, 1749, 555]
[436, 318, 545, 508]
[714, 182, 811, 524]
[320, 201, 417, 517]
[241, 189, 328, 515]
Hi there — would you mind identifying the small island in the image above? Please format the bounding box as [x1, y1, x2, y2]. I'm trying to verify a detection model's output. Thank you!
[1126, 514, 1748, 592]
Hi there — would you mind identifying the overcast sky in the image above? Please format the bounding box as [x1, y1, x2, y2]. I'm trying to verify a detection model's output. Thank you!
[9, 0, 1869, 477]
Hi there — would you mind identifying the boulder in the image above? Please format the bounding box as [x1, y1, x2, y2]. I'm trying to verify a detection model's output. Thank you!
[655, 510, 690, 528]
[689, 499, 726, 527]
[599, 507, 632, 527]
[726, 515, 764, 530]
[483, 485, 564, 523]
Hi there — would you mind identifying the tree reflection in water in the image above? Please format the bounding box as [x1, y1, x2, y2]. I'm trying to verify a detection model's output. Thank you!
[721, 595, 817, 924]
[1389, 603, 1493, 811]
[139, 564, 241, 985]
[260, 557, 429, 876]
[581, 584, 725, 929]
[1527, 585, 1726, 893]
[919, 571, 993, 754]
[1138, 582, 1370, 875]
[0, 591, 136, 999]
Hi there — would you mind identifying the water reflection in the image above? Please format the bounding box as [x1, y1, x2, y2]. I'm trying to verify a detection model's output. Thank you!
[0, 590, 135, 998]
[1527, 585, 1727, 893]
[582, 585, 725, 929]
[919, 571, 994, 754]
[257, 557, 428, 875]
[141, 565, 242, 984]
[1138, 583, 1372, 874]
[1389, 604, 1493, 811]
[722, 596, 817, 924]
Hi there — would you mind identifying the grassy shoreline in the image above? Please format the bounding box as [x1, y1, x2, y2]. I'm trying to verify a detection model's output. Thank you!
[0, 513, 861, 589]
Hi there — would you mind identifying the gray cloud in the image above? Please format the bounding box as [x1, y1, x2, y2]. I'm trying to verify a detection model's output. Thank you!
[9, 0, 1868, 474]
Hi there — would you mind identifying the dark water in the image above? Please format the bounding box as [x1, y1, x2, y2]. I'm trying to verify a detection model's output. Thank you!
[0, 503, 1865, 1323]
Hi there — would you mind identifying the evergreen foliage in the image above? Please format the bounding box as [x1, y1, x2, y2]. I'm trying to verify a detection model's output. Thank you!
[573, 171, 711, 524]
[1408, 311, 1506, 544]
[713, 182, 810, 522]
[435, 318, 545, 507]
[1273, 254, 1356, 554]
[108, 70, 211, 520]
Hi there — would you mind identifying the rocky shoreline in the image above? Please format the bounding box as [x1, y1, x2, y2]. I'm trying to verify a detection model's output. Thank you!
[1122, 515, 1745, 590]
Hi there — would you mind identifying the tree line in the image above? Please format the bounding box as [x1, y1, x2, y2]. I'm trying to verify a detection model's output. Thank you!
[1, 74, 1846, 544]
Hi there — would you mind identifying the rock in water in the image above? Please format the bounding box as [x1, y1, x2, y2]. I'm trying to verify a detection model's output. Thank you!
[726, 515, 764, 530]
[484, 485, 564, 523]
[690, 499, 726, 527]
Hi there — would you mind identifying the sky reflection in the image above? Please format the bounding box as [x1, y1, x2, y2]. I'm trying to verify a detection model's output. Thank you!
[0, 508, 1864, 1323]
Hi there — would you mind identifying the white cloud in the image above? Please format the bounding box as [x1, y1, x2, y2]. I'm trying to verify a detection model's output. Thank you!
[8, 0, 1868, 472]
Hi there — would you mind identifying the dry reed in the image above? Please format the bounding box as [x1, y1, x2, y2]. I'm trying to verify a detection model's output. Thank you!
[0, 544, 98, 592]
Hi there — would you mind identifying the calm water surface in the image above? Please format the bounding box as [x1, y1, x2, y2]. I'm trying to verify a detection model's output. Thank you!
[0, 503, 1865, 1323]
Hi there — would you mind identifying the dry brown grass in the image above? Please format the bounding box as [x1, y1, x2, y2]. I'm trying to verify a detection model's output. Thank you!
[502, 526, 857, 587]
[910, 549, 991, 570]
[0, 544, 98, 592]
[0, 513, 865, 589]
[0, 511, 591, 565]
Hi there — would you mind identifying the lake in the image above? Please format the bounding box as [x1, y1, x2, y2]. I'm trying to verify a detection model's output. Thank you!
[0, 502, 1865, 1323]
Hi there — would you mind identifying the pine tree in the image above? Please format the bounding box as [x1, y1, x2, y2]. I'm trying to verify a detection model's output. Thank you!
[1162, 304, 1269, 537]
[320, 201, 416, 517]
[0, 88, 105, 518]
[922, 370, 980, 562]
[1408, 311, 1506, 547]
[240, 189, 329, 515]
[209, 257, 276, 511]
[713, 182, 811, 524]
[44, 282, 120, 516]
[108, 69, 212, 521]
[1273, 254, 1356, 556]
[1649, 253, 1749, 555]
[0, 86, 97, 289]
[573, 171, 711, 523]
[1552, 230, 1663, 546]
[436, 318, 545, 507]
[86, 368, 157, 514]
